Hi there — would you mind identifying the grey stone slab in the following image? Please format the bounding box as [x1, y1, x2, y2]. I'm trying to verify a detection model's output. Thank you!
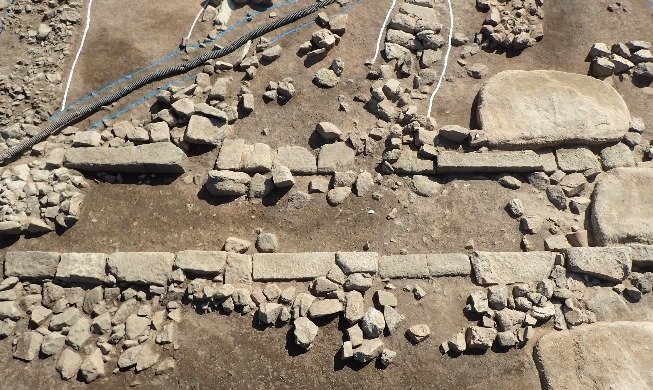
[478, 70, 630, 149]
[592, 168, 653, 245]
[56, 253, 107, 285]
[427, 253, 471, 277]
[565, 247, 631, 282]
[534, 321, 653, 390]
[5, 251, 60, 280]
[436, 151, 543, 173]
[184, 115, 228, 145]
[378, 255, 429, 279]
[224, 253, 252, 285]
[241, 143, 273, 173]
[335, 252, 378, 274]
[628, 244, 653, 271]
[64, 143, 187, 173]
[392, 153, 435, 174]
[555, 147, 601, 172]
[252, 253, 335, 281]
[274, 146, 317, 175]
[107, 252, 175, 286]
[470, 251, 556, 285]
[317, 142, 356, 174]
[214, 139, 245, 170]
[175, 251, 227, 276]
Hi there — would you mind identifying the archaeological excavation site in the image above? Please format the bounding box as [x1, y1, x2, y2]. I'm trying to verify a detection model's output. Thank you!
[0, 0, 652, 388]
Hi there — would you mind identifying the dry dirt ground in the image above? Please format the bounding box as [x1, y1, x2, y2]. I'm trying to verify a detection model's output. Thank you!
[1, 0, 653, 388]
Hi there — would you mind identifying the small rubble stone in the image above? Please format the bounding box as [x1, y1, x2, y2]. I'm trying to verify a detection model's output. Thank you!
[599, 143, 635, 170]
[327, 187, 351, 206]
[272, 165, 295, 188]
[79, 349, 105, 383]
[406, 324, 431, 344]
[383, 306, 404, 334]
[465, 326, 497, 350]
[294, 317, 319, 350]
[14, 331, 44, 361]
[380, 349, 397, 366]
[344, 291, 365, 324]
[258, 303, 283, 325]
[353, 339, 384, 363]
[314, 68, 340, 88]
[506, 199, 524, 218]
[374, 291, 397, 307]
[224, 238, 251, 254]
[360, 308, 386, 338]
[316, 122, 344, 141]
[308, 299, 343, 318]
[56, 348, 82, 380]
[41, 332, 66, 356]
[256, 233, 279, 253]
[344, 273, 373, 292]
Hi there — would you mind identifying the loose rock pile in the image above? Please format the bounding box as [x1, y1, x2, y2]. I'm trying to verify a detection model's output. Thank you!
[0, 160, 86, 235]
[441, 246, 653, 355]
[0, 0, 84, 145]
[476, 0, 544, 50]
[587, 41, 653, 85]
[0, 249, 470, 381]
[1, 253, 181, 382]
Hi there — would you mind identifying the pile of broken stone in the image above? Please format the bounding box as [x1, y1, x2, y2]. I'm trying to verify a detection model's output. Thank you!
[3, 243, 653, 381]
[587, 40, 653, 84]
[441, 247, 653, 355]
[0, 159, 86, 235]
[0, 252, 180, 383]
[0, 246, 447, 382]
[0, 0, 83, 146]
[476, 0, 544, 50]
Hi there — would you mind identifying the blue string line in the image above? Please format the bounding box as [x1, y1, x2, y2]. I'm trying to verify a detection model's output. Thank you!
[87, 72, 201, 130]
[51, 0, 300, 121]
[0, 0, 15, 34]
[85, 0, 365, 130]
[649, 0, 653, 8]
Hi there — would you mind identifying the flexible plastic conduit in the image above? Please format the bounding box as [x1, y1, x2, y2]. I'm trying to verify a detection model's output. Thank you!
[0, 0, 337, 164]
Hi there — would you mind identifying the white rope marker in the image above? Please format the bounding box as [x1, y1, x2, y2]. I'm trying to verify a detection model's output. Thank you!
[426, 0, 454, 118]
[60, 0, 94, 111]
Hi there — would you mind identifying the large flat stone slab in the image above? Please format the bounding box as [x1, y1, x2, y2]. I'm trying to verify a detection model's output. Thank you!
[273, 146, 317, 175]
[107, 252, 175, 286]
[427, 253, 471, 277]
[252, 253, 335, 281]
[592, 168, 653, 246]
[565, 247, 631, 282]
[317, 142, 355, 174]
[436, 151, 543, 173]
[5, 251, 60, 280]
[184, 115, 228, 145]
[534, 321, 653, 390]
[477, 70, 630, 149]
[392, 153, 435, 174]
[470, 251, 555, 285]
[335, 252, 378, 274]
[378, 255, 429, 279]
[224, 253, 252, 285]
[64, 143, 187, 173]
[56, 253, 107, 285]
[175, 251, 226, 276]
